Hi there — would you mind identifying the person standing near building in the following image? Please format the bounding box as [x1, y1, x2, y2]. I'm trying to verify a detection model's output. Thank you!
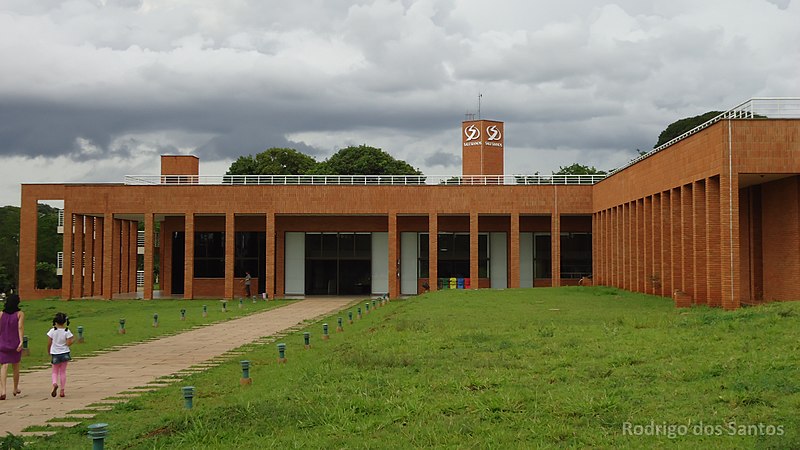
[244, 272, 252, 298]
[47, 312, 73, 398]
[0, 294, 24, 400]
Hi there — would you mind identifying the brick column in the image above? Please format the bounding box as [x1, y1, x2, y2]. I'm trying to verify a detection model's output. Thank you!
[510, 212, 520, 288]
[388, 212, 399, 298]
[706, 176, 721, 306]
[119, 220, 129, 294]
[74, 215, 85, 298]
[102, 214, 114, 299]
[225, 212, 235, 300]
[551, 212, 560, 287]
[652, 194, 662, 296]
[720, 171, 740, 310]
[184, 214, 194, 299]
[18, 190, 38, 299]
[266, 212, 276, 299]
[275, 220, 284, 298]
[144, 213, 154, 300]
[613, 206, 620, 288]
[693, 181, 707, 304]
[95, 217, 104, 298]
[470, 212, 479, 286]
[62, 209, 74, 300]
[681, 184, 694, 297]
[636, 199, 644, 293]
[643, 197, 651, 294]
[130, 221, 138, 293]
[428, 213, 438, 291]
[622, 202, 629, 290]
[83, 217, 95, 297]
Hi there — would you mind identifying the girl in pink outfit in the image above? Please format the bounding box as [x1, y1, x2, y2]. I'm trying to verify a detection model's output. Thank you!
[46, 312, 73, 398]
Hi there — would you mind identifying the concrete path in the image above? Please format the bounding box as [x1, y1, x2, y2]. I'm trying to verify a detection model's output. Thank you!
[0, 298, 357, 436]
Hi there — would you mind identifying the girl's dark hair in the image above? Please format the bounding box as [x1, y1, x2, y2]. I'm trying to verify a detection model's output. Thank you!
[2, 294, 20, 314]
[53, 312, 70, 331]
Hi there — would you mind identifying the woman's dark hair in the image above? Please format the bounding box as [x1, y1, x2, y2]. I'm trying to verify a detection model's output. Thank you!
[53, 312, 70, 331]
[2, 294, 20, 314]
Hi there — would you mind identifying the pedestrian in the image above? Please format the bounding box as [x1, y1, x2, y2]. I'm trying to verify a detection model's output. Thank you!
[0, 294, 24, 400]
[244, 271, 252, 298]
[47, 312, 74, 398]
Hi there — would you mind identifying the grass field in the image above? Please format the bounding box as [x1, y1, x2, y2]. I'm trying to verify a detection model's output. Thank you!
[18, 287, 800, 449]
[12, 297, 291, 371]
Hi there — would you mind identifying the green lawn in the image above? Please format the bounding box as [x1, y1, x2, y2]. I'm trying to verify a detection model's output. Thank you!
[18, 287, 800, 448]
[14, 297, 292, 371]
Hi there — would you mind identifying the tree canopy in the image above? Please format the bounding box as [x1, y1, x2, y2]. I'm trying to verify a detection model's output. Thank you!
[654, 111, 722, 148]
[0, 204, 62, 292]
[553, 163, 606, 175]
[226, 145, 421, 176]
[227, 148, 318, 175]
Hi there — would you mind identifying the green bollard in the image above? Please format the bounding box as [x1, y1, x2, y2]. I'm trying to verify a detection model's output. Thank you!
[182, 386, 195, 409]
[357, 307, 362, 319]
[202, 305, 208, 317]
[87, 423, 109, 450]
[372, 299, 377, 309]
[153, 313, 159, 328]
[222, 301, 227, 313]
[337, 317, 343, 332]
[348, 311, 353, 324]
[77, 326, 85, 344]
[180, 309, 186, 321]
[240, 360, 252, 385]
[239, 298, 243, 309]
[303, 332, 311, 349]
[22, 335, 30, 356]
[365, 302, 370, 314]
[322, 323, 329, 340]
[118, 319, 126, 335]
[277, 343, 287, 363]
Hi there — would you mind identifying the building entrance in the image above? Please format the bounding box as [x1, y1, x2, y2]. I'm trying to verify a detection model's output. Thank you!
[304, 233, 371, 295]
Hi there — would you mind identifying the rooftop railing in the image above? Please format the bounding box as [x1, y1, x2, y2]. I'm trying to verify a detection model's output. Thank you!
[610, 97, 800, 175]
[124, 174, 607, 186]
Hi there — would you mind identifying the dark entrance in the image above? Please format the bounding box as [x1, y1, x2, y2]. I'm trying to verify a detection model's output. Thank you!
[305, 233, 371, 295]
[171, 231, 184, 295]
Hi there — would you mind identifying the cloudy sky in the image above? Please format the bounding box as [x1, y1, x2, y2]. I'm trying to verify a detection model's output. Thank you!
[1, 0, 798, 206]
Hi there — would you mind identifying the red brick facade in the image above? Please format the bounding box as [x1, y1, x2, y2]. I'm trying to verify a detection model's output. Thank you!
[17, 118, 800, 309]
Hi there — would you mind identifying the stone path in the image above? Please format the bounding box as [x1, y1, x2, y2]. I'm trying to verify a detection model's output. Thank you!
[0, 298, 356, 436]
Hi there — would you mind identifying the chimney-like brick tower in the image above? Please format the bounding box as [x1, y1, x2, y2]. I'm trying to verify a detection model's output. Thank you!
[161, 155, 199, 176]
[462, 119, 504, 176]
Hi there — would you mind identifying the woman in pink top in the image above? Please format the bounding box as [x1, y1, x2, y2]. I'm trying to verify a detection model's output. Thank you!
[0, 294, 25, 400]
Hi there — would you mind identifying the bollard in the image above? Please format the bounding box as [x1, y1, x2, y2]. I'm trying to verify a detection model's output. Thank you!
[372, 299, 377, 309]
[337, 317, 343, 332]
[153, 313, 159, 328]
[323, 323, 329, 340]
[277, 343, 287, 363]
[87, 423, 109, 450]
[240, 360, 252, 385]
[222, 301, 227, 313]
[348, 311, 353, 324]
[182, 386, 195, 409]
[202, 305, 208, 318]
[303, 332, 311, 349]
[118, 319, 126, 335]
[180, 309, 186, 321]
[77, 325, 85, 344]
[365, 302, 370, 314]
[239, 298, 243, 309]
[357, 307, 362, 319]
[22, 335, 30, 356]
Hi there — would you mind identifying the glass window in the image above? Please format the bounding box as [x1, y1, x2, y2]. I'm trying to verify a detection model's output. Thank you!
[534, 233, 551, 279]
[561, 232, 592, 279]
[338, 233, 355, 258]
[321, 233, 338, 258]
[354, 233, 371, 258]
[194, 232, 225, 278]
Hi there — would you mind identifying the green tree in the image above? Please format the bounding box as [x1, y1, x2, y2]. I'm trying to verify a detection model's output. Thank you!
[226, 148, 318, 175]
[313, 145, 421, 175]
[35, 262, 59, 289]
[654, 111, 722, 148]
[553, 163, 606, 175]
[0, 204, 61, 292]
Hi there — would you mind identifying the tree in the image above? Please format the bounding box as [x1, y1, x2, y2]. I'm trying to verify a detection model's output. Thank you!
[313, 145, 422, 175]
[553, 163, 606, 175]
[226, 148, 318, 175]
[654, 111, 722, 148]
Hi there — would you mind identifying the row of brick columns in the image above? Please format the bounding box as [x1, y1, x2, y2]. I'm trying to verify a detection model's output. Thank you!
[62, 214, 138, 300]
[593, 175, 739, 309]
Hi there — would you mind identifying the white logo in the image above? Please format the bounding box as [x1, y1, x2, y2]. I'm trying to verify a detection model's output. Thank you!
[464, 124, 480, 141]
[487, 125, 502, 141]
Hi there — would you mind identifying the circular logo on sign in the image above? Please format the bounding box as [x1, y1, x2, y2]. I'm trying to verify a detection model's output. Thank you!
[464, 124, 480, 141]
[487, 125, 502, 141]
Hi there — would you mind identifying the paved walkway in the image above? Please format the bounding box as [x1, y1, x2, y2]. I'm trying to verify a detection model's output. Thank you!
[0, 298, 357, 436]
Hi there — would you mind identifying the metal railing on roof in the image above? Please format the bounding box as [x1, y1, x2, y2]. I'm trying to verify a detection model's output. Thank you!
[123, 174, 606, 186]
[610, 97, 800, 175]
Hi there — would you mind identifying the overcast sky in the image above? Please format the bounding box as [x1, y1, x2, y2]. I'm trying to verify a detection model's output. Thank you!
[1, 0, 798, 206]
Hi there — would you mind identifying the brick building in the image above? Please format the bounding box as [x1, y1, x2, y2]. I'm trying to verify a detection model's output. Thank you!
[18, 98, 800, 309]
